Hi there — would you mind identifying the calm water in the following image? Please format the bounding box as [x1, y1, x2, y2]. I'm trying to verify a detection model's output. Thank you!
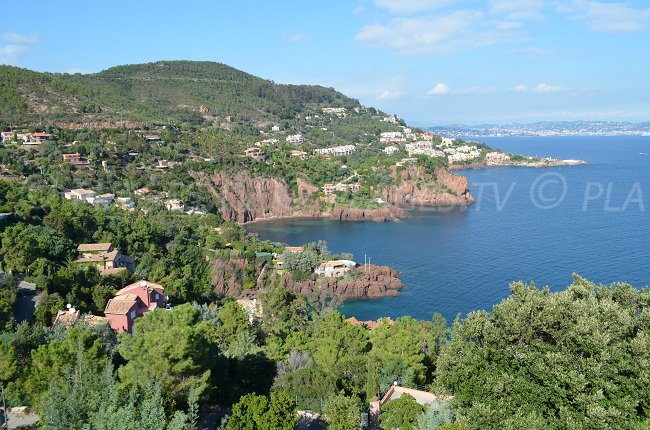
[247, 136, 650, 322]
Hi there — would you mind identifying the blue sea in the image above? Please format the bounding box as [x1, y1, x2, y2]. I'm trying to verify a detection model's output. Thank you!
[247, 136, 650, 323]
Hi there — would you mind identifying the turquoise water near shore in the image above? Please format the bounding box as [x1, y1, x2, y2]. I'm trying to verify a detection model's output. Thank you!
[247, 136, 650, 322]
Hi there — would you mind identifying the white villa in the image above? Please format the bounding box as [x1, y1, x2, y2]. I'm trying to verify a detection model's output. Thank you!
[383, 146, 399, 155]
[322, 107, 346, 117]
[314, 260, 357, 277]
[286, 134, 305, 144]
[93, 193, 115, 206]
[380, 131, 406, 143]
[439, 137, 454, 147]
[165, 199, 185, 212]
[314, 145, 356, 157]
[322, 182, 360, 195]
[405, 141, 445, 157]
[64, 189, 96, 202]
[445, 145, 481, 163]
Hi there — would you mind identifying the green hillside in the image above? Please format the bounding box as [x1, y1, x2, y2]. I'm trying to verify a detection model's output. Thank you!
[0, 60, 360, 126]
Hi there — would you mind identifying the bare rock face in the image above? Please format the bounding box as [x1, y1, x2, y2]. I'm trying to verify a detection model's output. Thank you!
[382, 166, 474, 207]
[211, 258, 249, 297]
[203, 167, 473, 224]
[205, 172, 322, 223]
[209, 172, 295, 223]
[280, 264, 404, 300]
[436, 167, 471, 196]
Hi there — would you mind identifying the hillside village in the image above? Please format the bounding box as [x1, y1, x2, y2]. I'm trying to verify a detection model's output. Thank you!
[0, 104, 526, 219]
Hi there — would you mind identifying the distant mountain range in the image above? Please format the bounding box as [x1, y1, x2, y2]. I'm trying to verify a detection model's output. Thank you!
[428, 121, 650, 138]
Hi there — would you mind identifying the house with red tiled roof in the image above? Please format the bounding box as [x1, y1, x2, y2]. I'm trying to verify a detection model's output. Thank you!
[115, 280, 165, 310]
[104, 280, 166, 333]
[134, 187, 150, 197]
[104, 294, 143, 333]
[21, 132, 52, 144]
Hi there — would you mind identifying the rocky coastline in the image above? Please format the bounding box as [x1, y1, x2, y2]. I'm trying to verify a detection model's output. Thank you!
[279, 264, 404, 300]
[211, 257, 404, 301]
[200, 167, 474, 225]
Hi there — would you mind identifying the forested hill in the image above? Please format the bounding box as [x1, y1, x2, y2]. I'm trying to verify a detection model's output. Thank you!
[0, 61, 360, 126]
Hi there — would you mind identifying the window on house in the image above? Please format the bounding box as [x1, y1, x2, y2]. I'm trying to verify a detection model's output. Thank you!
[130, 310, 136, 319]
[155, 293, 159, 300]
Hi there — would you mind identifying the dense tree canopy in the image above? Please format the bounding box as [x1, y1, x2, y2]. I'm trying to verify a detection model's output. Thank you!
[117, 304, 215, 406]
[437, 277, 650, 429]
[1, 223, 76, 274]
[380, 393, 426, 430]
[227, 390, 296, 430]
[323, 394, 364, 430]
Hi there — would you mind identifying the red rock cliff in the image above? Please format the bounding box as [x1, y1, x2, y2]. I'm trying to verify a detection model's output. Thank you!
[206, 171, 320, 223]
[210, 258, 404, 301]
[382, 166, 474, 207]
[280, 264, 404, 299]
[202, 167, 472, 223]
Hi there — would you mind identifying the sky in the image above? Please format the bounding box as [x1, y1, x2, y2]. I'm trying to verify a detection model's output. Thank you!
[2, 0, 650, 125]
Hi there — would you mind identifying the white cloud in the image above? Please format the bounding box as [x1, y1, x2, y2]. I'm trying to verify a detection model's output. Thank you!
[0, 33, 39, 44]
[356, 10, 521, 54]
[427, 83, 497, 95]
[287, 32, 308, 42]
[0, 32, 38, 65]
[509, 47, 555, 56]
[514, 84, 528, 92]
[332, 74, 407, 103]
[376, 90, 404, 100]
[533, 83, 568, 93]
[428, 83, 450, 95]
[497, 21, 523, 30]
[489, 0, 545, 19]
[0, 44, 28, 65]
[0, 44, 26, 56]
[373, 0, 456, 14]
[567, 0, 650, 33]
